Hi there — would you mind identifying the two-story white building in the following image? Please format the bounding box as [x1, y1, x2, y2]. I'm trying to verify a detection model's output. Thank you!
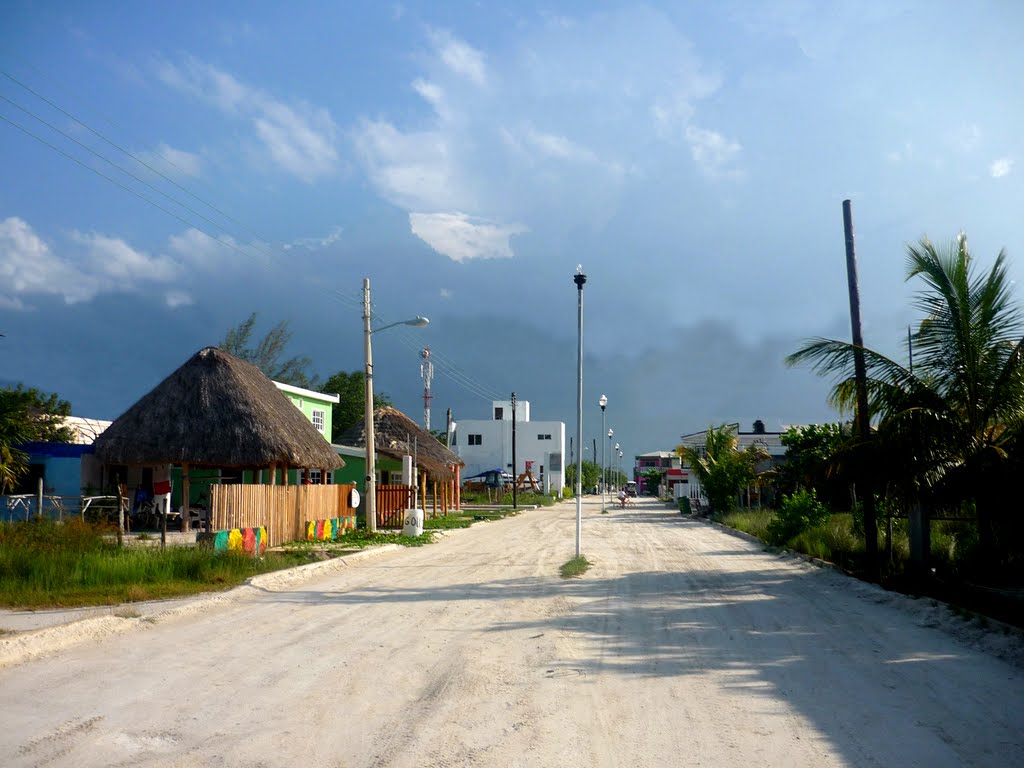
[451, 400, 566, 497]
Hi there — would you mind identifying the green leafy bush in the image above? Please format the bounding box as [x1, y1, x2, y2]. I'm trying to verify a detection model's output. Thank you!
[678, 497, 691, 514]
[766, 489, 830, 546]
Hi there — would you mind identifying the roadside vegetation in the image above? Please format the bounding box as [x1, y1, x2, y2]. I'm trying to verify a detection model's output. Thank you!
[681, 233, 1024, 628]
[559, 555, 591, 579]
[0, 518, 310, 609]
[0, 506, 528, 610]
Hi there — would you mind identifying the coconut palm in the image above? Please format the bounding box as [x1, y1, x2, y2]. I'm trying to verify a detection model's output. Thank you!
[788, 233, 1024, 574]
[676, 424, 768, 515]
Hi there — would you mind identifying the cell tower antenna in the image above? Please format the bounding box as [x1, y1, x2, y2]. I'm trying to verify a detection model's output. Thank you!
[420, 346, 434, 430]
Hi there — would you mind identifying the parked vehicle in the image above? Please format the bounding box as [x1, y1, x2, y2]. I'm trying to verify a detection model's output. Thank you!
[625, 480, 637, 497]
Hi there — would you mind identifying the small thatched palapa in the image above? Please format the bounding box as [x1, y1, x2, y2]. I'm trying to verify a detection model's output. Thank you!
[94, 346, 343, 471]
[339, 406, 462, 480]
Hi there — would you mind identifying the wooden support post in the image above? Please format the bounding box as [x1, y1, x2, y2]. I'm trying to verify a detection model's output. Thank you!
[432, 480, 438, 518]
[181, 462, 191, 532]
[115, 480, 124, 546]
[270, 463, 277, 486]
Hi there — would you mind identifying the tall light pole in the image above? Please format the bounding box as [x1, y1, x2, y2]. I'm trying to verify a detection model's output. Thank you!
[608, 428, 614, 505]
[614, 442, 620, 488]
[363, 276, 429, 533]
[599, 394, 607, 510]
[573, 267, 587, 558]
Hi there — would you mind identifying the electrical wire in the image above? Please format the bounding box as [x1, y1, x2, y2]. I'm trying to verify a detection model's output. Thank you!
[1, 72, 506, 404]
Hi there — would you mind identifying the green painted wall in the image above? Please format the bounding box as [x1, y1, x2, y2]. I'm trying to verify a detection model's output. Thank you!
[275, 384, 337, 441]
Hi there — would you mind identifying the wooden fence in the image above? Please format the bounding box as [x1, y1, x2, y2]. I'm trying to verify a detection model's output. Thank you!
[209, 484, 356, 547]
[377, 484, 414, 529]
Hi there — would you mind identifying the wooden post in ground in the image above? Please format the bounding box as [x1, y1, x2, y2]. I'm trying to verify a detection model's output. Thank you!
[181, 462, 191, 532]
[843, 199, 879, 580]
[115, 480, 124, 546]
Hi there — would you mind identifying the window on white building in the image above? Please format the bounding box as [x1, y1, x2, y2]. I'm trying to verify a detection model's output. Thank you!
[494, 407, 503, 420]
[468, 434, 483, 446]
[311, 408, 326, 433]
[538, 433, 551, 440]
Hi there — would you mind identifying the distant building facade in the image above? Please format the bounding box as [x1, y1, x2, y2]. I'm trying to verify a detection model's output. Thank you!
[452, 400, 566, 496]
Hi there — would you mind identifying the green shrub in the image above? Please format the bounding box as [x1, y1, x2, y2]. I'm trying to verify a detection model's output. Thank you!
[561, 486, 574, 499]
[678, 497, 691, 514]
[766, 489, 830, 546]
[719, 509, 774, 540]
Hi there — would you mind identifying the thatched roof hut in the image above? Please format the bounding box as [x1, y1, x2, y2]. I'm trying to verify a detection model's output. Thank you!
[94, 346, 343, 472]
[339, 406, 462, 480]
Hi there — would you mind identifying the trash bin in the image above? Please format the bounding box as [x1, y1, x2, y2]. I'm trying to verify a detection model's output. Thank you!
[403, 508, 424, 537]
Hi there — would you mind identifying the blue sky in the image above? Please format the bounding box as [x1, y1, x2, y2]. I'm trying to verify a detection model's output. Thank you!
[2, 1, 1023, 460]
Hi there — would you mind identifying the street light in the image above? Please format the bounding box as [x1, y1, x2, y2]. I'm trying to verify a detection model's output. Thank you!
[607, 428, 614, 504]
[363, 276, 428, 533]
[573, 267, 587, 557]
[614, 442, 620, 488]
[599, 394, 607, 510]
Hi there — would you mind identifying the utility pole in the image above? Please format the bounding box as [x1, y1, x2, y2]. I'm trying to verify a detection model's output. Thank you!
[420, 347, 433, 431]
[511, 391, 518, 510]
[843, 200, 879, 580]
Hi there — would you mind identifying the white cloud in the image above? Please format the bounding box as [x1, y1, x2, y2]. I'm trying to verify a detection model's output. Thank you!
[353, 119, 464, 211]
[685, 125, 744, 180]
[439, 288, 452, 300]
[0, 217, 89, 307]
[139, 143, 202, 177]
[70, 230, 179, 282]
[0, 218, 192, 307]
[0, 218, 270, 310]
[886, 142, 914, 164]
[283, 226, 343, 251]
[990, 157, 1014, 178]
[164, 290, 194, 308]
[158, 56, 337, 181]
[353, 9, 733, 261]
[428, 29, 487, 85]
[522, 127, 599, 165]
[409, 212, 526, 262]
[167, 227, 269, 268]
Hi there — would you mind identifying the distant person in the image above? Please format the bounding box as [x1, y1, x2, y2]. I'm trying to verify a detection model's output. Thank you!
[618, 488, 627, 508]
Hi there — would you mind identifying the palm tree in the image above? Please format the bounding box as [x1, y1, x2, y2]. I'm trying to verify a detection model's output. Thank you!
[788, 233, 1024, 576]
[676, 424, 768, 515]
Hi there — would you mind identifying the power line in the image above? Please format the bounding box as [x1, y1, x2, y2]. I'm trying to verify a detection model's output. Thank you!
[0, 111, 263, 263]
[1, 69, 268, 246]
[0, 91, 273, 259]
[0, 74, 506, 405]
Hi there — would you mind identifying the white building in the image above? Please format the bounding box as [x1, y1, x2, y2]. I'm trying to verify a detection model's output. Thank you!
[451, 400, 566, 497]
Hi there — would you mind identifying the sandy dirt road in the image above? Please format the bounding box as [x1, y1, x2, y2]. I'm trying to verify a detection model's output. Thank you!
[1, 497, 1022, 767]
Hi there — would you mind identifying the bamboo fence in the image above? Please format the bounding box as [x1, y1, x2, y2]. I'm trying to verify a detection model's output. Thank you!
[209, 483, 356, 547]
[376, 484, 414, 529]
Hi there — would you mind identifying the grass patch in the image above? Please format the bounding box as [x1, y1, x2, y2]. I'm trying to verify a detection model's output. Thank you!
[0, 518, 310, 610]
[560, 555, 591, 579]
[718, 509, 774, 540]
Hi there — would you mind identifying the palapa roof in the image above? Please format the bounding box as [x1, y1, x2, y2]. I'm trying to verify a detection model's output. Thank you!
[93, 347, 343, 471]
[339, 406, 463, 480]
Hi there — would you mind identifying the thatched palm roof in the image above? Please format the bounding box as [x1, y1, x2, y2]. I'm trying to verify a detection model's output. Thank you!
[94, 347, 343, 471]
[339, 406, 462, 480]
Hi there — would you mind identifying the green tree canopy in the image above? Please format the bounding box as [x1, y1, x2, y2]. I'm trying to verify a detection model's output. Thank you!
[322, 370, 393, 441]
[787, 233, 1024, 573]
[0, 385, 74, 493]
[220, 313, 319, 388]
[676, 424, 768, 515]
[565, 460, 601, 492]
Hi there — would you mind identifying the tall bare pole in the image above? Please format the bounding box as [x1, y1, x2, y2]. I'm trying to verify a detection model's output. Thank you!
[511, 391, 518, 510]
[573, 267, 587, 558]
[843, 200, 879, 579]
[420, 347, 433, 430]
[363, 277, 378, 533]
